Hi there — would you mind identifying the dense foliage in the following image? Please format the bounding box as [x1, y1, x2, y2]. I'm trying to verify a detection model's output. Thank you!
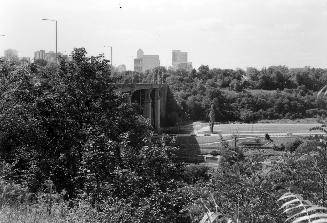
[165, 66, 327, 123]
[0, 50, 190, 222]
[116, 65, 327, 123]
[1, 52, 327, 222]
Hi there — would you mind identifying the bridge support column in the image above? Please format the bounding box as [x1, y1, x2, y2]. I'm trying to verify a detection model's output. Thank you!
[144, 89, 152, 122]
[127, 90, 134, 104]
[154, 89, 160, 131]
[127, 93, 132, 104]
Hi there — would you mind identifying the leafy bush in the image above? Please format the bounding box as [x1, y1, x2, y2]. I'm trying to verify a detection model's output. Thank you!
[285, 139, 303, 152]
[210, 150, 220, 156]
[296, 139, 320, 153]
[0, 180, 30, 206]
[183, 164, 210, 184]
[164, 65, 327, 122]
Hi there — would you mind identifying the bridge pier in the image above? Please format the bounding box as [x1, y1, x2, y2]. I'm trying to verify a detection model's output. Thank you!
[127, 91, 133, 104]
[154, 89, 160, 131]
[144, 89, 152, 122]
[113, 83, 167, 131]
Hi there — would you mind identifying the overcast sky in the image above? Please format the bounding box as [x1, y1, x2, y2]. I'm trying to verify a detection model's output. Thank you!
[1, 0, 327, 70]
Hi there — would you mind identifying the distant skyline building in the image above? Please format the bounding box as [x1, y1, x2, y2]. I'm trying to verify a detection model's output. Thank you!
[172, 50, 192, 71]
[4, 49, 19, 62]
[134, 49, 160, 72]
[45, 51, 57, 63]
[34, 50, 46, 61]
[172, 50, 187, 66]
[117, 64, 126, 73]
[34, 50, 63, 63]
[137, 49, 144, 58]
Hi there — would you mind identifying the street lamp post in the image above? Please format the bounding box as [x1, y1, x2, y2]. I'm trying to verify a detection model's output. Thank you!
[42, 18, 57, 62]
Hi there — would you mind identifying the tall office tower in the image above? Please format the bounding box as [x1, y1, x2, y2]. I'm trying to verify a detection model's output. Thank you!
[134, 49, 160, 73]
[172, 50, 193, 71]
[34, 50, 46, 60]
[4, 49, 19, 61]
[172, 50, 187, 66]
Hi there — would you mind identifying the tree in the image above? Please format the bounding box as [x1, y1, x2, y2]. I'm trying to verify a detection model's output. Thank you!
[246, 67, 260, 82]
[152, 66, 167, 84]
[0, 48, 151, 198]
[230, 79, 243, 92]
[198, 65, 211, 80]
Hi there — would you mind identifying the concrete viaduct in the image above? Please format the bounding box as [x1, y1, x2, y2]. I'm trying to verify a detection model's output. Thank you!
[114, 83, 168, 131]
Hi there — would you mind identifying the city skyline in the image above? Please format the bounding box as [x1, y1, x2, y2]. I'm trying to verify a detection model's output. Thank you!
[2, 0, 327, 70]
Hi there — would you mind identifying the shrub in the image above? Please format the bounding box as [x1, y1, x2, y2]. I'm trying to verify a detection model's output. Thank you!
[296, 139, 319, 153]
[183, 164, 210, 184]
[273, 145, 284, 151]
[279, 143, 285, 151]
[0, 180, 31, 206]
[210, 150, 220, 156]
[284, 139, 303, 152]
